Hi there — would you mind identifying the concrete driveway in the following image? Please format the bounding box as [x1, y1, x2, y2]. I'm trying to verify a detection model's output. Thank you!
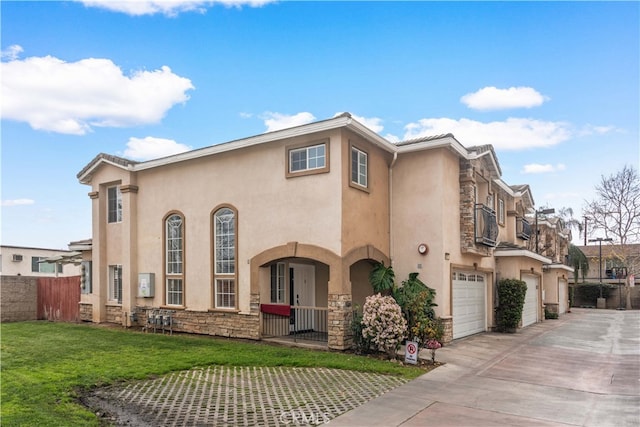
[330, 309, 640, 427]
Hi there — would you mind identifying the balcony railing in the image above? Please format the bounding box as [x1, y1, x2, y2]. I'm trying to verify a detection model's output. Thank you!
[261, 306, 328, 343]
[475, 204, 499, 247]
[516, 217, 531, 240]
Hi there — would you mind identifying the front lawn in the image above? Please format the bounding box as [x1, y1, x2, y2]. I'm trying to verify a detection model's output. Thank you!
[1, 321, 425, 426]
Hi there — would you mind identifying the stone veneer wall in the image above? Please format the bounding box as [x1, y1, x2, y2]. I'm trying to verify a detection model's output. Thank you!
[79, 303, 93, 321]
[328, 293, 352, 350]
[1, 276, 37, 322]
[439, 315, 453, 345]
[106, 304, 124, 324]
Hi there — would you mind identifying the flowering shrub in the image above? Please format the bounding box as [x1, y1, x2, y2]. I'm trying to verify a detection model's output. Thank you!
[410, 317, 444, 346]
[426, 339, 442, 363]
[361, 294, 407, 357]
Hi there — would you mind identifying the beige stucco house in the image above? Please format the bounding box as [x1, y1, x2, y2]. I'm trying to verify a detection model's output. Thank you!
[0, 245, 82, 277]
[77, 113, 572, 349]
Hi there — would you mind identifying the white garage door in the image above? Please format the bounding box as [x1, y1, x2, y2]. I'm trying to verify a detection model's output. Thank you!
[522, 274, 539, 327]
[452, 271, 486, 339]
[558, 279, 568, 314]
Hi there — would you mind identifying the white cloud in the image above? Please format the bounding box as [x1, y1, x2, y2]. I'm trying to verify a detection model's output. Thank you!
[461, 86, 549, 111]
[1, 55, 194, 135]
[123, 136, 192, 161]
[521, 163, 566, 174]
[78, 0, 275, 16]
[403, 117, 572, 150]
[1, 44, 23, 61]
[261, 112, 316, 132]
[2, 199, 35, 207]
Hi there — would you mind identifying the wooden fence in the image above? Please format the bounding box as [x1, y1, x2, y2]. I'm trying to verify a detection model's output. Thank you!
[37, 276, 81, 322]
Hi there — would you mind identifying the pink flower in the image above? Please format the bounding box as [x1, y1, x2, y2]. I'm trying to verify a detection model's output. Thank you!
[426, 339, 441, 350]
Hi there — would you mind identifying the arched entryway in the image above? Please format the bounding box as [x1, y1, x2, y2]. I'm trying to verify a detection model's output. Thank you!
[250, 242, 389, 350]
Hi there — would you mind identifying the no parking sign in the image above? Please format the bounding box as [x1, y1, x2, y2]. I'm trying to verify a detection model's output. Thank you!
[405, 341, 418, 365]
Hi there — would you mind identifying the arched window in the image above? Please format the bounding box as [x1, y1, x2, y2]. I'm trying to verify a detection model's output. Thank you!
[165, 213, 184, 306]
[213, 207, 236, 309]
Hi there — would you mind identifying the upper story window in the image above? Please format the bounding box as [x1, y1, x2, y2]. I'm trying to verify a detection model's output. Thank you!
[165, 214, 184, 306]
[498, 198, 505, 225]
[289, 143, 326, 173]
[107, 185, 122, 223]
[351, 146, 368, 188]
[213, 207, 237, 309]
[286, 141, 329, 178]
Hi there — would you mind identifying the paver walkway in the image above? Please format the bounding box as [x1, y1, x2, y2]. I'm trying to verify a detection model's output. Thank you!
[83, 366, 408, 426]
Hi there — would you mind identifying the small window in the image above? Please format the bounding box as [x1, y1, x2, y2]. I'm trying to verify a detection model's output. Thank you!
[287, 143, 328, 176]
[498, 198, 505, 225]
[351, 146, 368, 188]
[107, 186, 122, 223]
[31, 257, 55, 274]
[109, 265, 122, 304]
[270, 262, 286, 304]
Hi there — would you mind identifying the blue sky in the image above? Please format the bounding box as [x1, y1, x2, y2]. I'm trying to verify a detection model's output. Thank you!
[1, 1, 638, 249]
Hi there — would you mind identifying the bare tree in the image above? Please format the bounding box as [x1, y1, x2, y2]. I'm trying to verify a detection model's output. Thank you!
[583, 165, 640, 308]
[584, 165, 640, 244]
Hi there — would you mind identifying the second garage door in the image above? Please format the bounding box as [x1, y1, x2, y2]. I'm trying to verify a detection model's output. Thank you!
[522, 274, 539, 327]
[452, 271, 486, 339]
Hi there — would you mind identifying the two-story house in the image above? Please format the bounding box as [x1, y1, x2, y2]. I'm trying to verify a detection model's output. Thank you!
[77, 113, 570, 348]
[0, 245, 82, 277]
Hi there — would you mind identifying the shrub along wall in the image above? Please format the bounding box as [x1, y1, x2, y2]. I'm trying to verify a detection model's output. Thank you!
[571, 283, 640, 309]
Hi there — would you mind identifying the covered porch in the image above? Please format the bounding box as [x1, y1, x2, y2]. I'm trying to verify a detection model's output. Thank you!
[250, 242, 388, 350]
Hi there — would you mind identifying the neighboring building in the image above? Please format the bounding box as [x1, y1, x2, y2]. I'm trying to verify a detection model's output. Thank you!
[76, 113, 572, 349]
[572, 243, 639, 284]
[0, 245, 82, 277]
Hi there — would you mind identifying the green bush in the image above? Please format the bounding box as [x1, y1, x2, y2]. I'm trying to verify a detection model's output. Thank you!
[573, 282, 615, 306]
[544, 308, 559, 319]
[495, 278, 527, 332]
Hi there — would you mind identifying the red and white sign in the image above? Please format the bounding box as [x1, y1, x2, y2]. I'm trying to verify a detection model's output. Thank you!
[405, 341, 418, 364]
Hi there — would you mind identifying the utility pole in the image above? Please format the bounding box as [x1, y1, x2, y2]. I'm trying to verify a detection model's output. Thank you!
[588, 237, 613, 300]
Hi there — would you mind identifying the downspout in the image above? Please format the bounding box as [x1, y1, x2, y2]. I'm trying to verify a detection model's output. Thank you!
[389, 151, 398, 267]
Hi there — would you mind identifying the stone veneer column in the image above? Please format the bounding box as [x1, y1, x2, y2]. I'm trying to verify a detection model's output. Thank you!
[328, 293, 353, 350]
[439, 315, 453, 344]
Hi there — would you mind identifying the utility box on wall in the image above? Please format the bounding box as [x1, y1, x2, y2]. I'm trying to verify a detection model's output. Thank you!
[138, 273, 155, 298]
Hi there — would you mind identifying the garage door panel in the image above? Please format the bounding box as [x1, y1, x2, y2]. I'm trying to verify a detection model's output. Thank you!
[453, 271, 486, 339]
[522, 274, 539, 327]
[559, 279, 567, 314]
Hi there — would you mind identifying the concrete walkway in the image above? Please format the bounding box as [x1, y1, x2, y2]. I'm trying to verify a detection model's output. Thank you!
[330, 308, 640, 427]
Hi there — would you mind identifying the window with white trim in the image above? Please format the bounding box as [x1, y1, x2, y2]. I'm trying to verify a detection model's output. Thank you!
[214, 207, 236, 309]
[270, 262, 286, 304]
[165, 214, 184, 306]
[31, 257, 62, 274]
[351, 146, 368, 188]
[289, 144, 326, 173]
[107, 185, 122, 223]
[109, 264, 122, 303]
[498, 198, 505, 225]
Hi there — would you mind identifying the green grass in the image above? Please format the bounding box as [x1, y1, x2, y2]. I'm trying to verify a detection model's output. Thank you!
[1, 321, 426, 426]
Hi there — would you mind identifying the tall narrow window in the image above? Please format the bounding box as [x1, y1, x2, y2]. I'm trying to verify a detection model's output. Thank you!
[351, 147, 368, 188]
[270, 262, 285, 304]
[107, 186, 122, 223]
[165, 214, 184, 306]
[109, 265, 122, 304]
[214, 207, 236, 309]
